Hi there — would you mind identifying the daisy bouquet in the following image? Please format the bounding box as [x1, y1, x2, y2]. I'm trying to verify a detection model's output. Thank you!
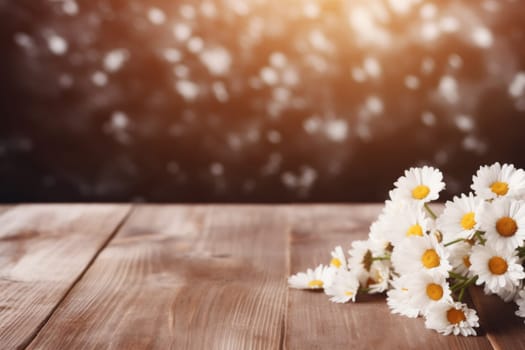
[289, 162, 525, 336]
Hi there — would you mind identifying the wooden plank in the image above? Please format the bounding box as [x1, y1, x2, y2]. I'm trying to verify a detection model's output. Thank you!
[469, 286, 525, 349]
[27, 205, 289, 349]
[285, 204, 494, 350]
[0, 204, 131, 349]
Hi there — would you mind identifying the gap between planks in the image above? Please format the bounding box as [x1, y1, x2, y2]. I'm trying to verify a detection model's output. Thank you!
[26, 205, 290, 349]
[279, 224, 292, 350]
[0, 204, 133, 349]
[21, 205, 135, 350]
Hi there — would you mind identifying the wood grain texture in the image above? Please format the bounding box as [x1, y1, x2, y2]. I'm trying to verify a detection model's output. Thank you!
[285, 205, 493, 350]
[0, 204, 131, 350]
[28, 205, 289, 350]
[2, 204, 523, 349]
[469, 286, 525, 350]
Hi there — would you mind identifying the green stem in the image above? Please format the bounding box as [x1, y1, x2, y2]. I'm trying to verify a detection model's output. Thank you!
[463, 275, 478, 287]
[450, 281, 465, 292]
[371, 256, 391, 261]
[444, 238, 465, 247]
[455, 275, 477, 290]
[424, 203, 437, 220]
[458, 287, 466, 302]
[474, 231, 486, 245]
[448, 271, 468, 281]
[451, 275, 478, 296]
[456, 275, 479, 301]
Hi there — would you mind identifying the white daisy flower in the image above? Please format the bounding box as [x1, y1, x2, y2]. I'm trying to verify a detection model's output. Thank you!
[365, 260, 391, 294]
[425, 302, 479, 336]
[406, 272, 453, 314]
[380, 200, 432, 245]
[437, 193, 483, 241]
[386, 275, 419, 318]
[478, 198, 525, 254]
[369, 219, 388, 243]
[369, 201, 405, 244]
[329, 246, 347, 270]
[324, 269, 360, 303]
[347, 240, 372, 272]
[288, 264, 331, 290]
[469, 245, 525, 293]
[485, 280, 522, 302]
[391, 235, 451, 277]
[347, 239, 384, 270]
[390, 166, 445, 204]
[346, 238, 391, 291]
[471, 162, 525, 200]
[515, 289, 525, 320]
[368, 206, 409, 250]
[447, 241, 474, 277]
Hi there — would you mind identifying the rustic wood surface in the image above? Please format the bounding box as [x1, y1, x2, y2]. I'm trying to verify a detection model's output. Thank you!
[0, 204, 131, 349]
[28, 206, 289, 350]
[0, 204, 523, 349]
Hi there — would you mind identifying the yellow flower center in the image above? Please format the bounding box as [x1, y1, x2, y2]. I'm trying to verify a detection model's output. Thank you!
[463, 255, 471, 268]
[426, 283, 444, 301]
[330, 258, 342, 268]
[490, 181, 509, 196]
[406, 224, 424, 237]
[412, 185, 430, 200]
[488, 256, 508, 275]
[460, 212, 476, 230]
[496, 217, 518, 237]
[421, 249, 440, 269]
[344, 291, 353, 296]
[308, 279, 324, 288]
[446, 308, 466, 324]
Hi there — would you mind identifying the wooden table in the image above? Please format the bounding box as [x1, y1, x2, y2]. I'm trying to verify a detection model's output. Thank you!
[0, 204, 523, 349]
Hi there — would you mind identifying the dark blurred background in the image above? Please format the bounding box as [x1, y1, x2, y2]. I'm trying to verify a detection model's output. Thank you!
[1, 0, 525, 203]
